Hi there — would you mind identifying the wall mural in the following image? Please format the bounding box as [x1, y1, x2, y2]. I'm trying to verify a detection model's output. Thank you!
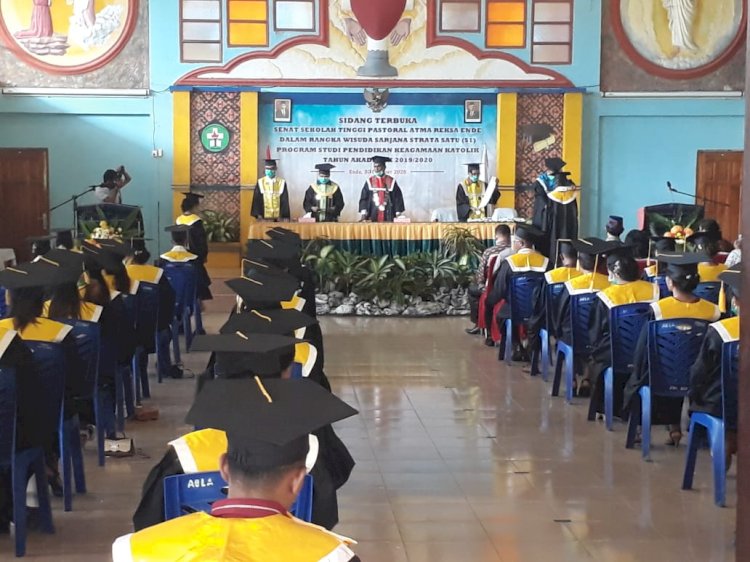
[612, 0, 746, 80]
[177, 0, 572, 87]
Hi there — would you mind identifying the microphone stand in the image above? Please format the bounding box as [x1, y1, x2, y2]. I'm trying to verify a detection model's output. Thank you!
[49, 186, 96, 238]
[667, 182, 729, 208]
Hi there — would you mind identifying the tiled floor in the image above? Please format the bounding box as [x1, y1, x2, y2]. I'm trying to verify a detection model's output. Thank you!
[0, 314, 737, 561]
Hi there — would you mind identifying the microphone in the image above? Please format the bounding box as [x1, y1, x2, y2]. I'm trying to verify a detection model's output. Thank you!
[667, 181, 673, 192]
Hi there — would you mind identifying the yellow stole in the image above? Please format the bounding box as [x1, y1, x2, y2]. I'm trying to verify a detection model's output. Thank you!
[698, 262, 727, 283]
[565, 272, 611, 295]
[597, 280, 660, 309]
[544, 266, 582, 284]
[651, 297, 721, 322]
[712, 316, 739, 343]
[0, 317, 71, 343]
[176, 214, 202, 227]
[461, 178, 486, 219]
[168, 429, 227, 473]
[258, 177, 286, 219]
[506, 249, 549, 273]
[126, 264, 164, 285]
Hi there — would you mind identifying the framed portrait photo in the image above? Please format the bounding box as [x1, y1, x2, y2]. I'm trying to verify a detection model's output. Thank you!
[464, 100, 482, 123]
[274, 99, 293, 123]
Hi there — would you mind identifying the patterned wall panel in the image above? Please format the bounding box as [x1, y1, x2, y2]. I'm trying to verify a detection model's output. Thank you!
[514, 93, 565, 218]
[190, 91, 241, 186]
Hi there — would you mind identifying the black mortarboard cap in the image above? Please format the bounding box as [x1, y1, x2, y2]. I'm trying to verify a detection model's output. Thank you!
[38, 249, 85, 271]
[264, 159, 278, 167]
[650, 236, 677, 254]
[52, 228, 74, 250]
[226, 273, 299, 304]
[719, 267, 741, 298]
[185, 378, 358, 470]
[513, 223, 544, 243]
[81, 242, 123, 272]
[465, 163, 481, 169]
[570, 237, 620, 256]
[370, 155, 392, 164]
[314, 164, 335, 173]
[246, 239, 300, 263]
[266, 230, 302, 249]
[190, 332, 303, 354]
[96, 238, 134, 258]
[182, 191, 204, 200]
[242, 258, 299, 283]
[544, 157, 566, 173]
[220, 308, 317, 336]
[0, 260, 81, 289]
[215, 348, 296, 378]
[656, 251, 704, 279]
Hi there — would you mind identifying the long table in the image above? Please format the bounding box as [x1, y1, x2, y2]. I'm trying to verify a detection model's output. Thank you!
[247, 222, 512, 256]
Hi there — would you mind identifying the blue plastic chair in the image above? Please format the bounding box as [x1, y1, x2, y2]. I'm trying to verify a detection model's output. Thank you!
[682, 340, 739, 507]
[131, 282, 161, 399]
[116, 294, 138, 431]
[503, 273, 544, 366]
[531, 282, 566, 381]
[552, 292, 598, 403]
[693, 282, 722, 305]
[163, 263, 199, 361]
[0, 366, 55, 557]
[626, 318, 709, 460]
[0, 286, 7, 317]
[163, 471, 314, 522]
[56, 320, 102, 507]
[646, 275, 671, 300]
[592, 303, 652, 430]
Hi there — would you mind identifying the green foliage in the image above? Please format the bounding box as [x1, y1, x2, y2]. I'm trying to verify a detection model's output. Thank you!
[647, 206, 701, 237]
[78, 206, 143, 239]
[202, 209, 240, 242]
[441, 225, 485, 267]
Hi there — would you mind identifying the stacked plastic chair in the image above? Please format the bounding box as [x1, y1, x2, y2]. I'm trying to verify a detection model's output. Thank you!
[682, 340, 739, 506]
[626, 318, 709, 460]
[163, 471, 314, 522]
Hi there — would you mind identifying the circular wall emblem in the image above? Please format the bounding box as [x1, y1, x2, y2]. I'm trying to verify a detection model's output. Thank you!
[201, 123, 231, 153]
[0, 0, 138, 75]
[613, 0, 746, 79]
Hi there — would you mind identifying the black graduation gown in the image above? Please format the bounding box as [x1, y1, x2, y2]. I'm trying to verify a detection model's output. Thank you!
[586, 299, 622, 417]
[456, 181, 499, 222]
[186, 219, 213, 301]
[486, 260, 512, 320]
[303, 184, 345, 222]
[358, 178, 405, 222]
[621, 317, 684, 424]
[532, 178, 578, 265]
[688, 326, 726, 418]
[251, 181, 291, 220]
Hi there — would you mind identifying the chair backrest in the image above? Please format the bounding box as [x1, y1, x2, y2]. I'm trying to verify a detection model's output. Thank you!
[544, 282, 566, 333]
[645, 274, 671, 300]
[508, 273, 544, 323]
[570, 292, 599, 351]
[608, 303, 652, 374]
[120, 293, 137, 329]
[0, 367, 16, 466]
[0, 287, 7, 318]
[693, 282, 721, 305]
[25, 341, 66, 430]
[164, 471, 314, 522]
[134, 281, 160, 343]
[647, 318, 709, 396]
[163, 263, 198, 315]
[57, 319, 100, 397]
[721, 340, 740, 430]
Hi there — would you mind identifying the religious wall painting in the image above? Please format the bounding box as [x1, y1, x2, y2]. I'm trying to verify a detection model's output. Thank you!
[613, 0, 746, 79]
[0, 0, 137, 74]
[177, 0, 574, 87]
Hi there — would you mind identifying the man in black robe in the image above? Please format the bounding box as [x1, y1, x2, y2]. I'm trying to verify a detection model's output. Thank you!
[251, 159, 291, 221]
[176, 192, 212, 303]
[358, 156, 405, 222]
[532, 157, 579, 265]
[303, 164, 345, 222]
[456, 163, 499, 221]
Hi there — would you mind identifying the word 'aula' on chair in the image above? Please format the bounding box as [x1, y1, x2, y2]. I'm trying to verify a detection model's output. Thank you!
[682, 340, 739, 507]
[163, 471, 314, 522]
[626, 318, 709, 460]
[503, 273, 544, 365]
[0, 366, 55, 557]
[588, 302, 651, 430]
[552, 292, 598, 403]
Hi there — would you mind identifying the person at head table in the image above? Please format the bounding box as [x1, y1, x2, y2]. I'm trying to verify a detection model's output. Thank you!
[358, 156, 405, 222]
[456, 163, 499, 222]
[252, 159, 291, 222]
[112, 378, 361, 562]
[94, 166, 131, 204]
[303, 164, 345, 223]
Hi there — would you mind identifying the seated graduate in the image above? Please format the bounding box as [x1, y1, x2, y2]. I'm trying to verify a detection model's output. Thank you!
[687, 219, 727, 282]
[604, 216, 624, 242]
[159, 225, 198, 264]
[525, 241, 581, 372]
[27, 234, 55, 262]
[586, 253, 660, 416]
[624, 229, 650, 261]
[553, 238, 618, 396]
[0, 261, 85, 494]
[358, 156, 405, 223]
[176, 192, 213, 304]
[125, 239, 178, 381]
[304, 164, 345, 222]
[643, 236, 677, 279]
[252, 159, 291, 222]
[42, 249, 104, 323]
[689, 266, 740, 466]
[117, 378, 360, 562]
[465, 224, 513, 336]
[622, 252, 721, 446]
[456, 163, 499, 222]
[0, 326, 48, 532]
[52, 228, 74, 250]
[485, 224, 548, 354]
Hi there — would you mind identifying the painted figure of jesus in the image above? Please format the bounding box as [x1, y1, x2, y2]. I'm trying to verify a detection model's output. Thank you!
[662, 0, 698, 51]
[15, 0, 54, 39]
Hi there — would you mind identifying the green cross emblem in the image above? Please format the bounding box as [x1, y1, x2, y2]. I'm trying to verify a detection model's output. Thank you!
[201, 123, 230, 153]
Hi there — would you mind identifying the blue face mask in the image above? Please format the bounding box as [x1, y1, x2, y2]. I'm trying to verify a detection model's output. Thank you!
[470, 175, 479, 183]
[317, 177, 329, 184]
[542, 173, 555, 189]
[731, 302, 739, 316]
[265, 169, 276, 178]
[375, 170, 385, 178]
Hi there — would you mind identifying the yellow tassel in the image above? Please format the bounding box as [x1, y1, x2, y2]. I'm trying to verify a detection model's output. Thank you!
[254, 376, 273, 403]
[235, 331, 249, 340]
[719, 282, 727, 314]
[251, 310, 272, 322]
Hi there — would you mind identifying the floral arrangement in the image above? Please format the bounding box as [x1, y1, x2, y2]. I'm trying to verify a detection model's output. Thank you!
[662, 224, 694, 242]
[91, 220, 122, 240]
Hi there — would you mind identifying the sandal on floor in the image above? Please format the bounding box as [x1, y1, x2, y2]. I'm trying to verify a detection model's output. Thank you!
[665, 429, 682, 447]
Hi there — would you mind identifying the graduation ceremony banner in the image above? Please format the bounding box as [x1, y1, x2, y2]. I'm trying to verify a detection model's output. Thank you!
[259, 96, 498, 222]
